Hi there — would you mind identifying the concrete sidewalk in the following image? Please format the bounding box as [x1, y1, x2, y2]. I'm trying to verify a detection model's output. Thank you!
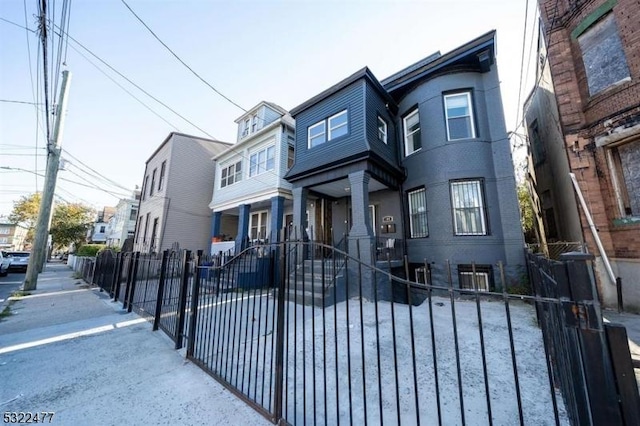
[0, 262, 270, 426]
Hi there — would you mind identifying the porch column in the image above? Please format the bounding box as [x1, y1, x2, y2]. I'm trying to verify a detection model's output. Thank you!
[348, 170, 373, 237]
[270, 196, 285, 243]
[210, 212, 222, 240]
[348, 171, 375, 300]
[235, 204, 251, 252]
[292, 186, 308, 240]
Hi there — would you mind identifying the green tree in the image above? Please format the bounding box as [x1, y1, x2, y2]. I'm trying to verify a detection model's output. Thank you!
[8, 193, 42, 245]
[9, 193, 95, 250]
[517, 184, 537, 243]
[51, 203, 95, 250]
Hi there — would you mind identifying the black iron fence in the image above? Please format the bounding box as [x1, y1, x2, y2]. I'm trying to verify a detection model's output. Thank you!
[83, 239, 639, 425]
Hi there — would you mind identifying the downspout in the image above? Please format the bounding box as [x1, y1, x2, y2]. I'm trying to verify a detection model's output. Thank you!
[569, 173, 617, 284]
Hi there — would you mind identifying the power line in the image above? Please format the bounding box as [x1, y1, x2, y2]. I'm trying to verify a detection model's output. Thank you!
[62, 148, 133, 192]
[0, 99, 43, 105]
[50, 19, 219, 140]
[120, 0, 247, 113]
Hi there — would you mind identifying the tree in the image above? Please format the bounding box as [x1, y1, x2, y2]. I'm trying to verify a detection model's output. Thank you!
[9, 193, 95, 250]
[517, 184, 538, 244]
[8, 193, 42, 245]
[51, 203, 95, 250]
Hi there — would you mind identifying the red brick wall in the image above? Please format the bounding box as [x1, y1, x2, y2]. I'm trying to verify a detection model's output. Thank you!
[539, 0, 640, 262]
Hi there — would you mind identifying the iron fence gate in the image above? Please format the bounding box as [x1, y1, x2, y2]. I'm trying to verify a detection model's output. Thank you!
[105, 239, 639, 425]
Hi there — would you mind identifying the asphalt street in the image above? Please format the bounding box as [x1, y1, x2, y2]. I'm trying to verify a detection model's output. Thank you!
[0, 271, 24, 304]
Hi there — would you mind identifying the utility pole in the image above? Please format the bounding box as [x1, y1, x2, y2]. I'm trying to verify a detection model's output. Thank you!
[24, 70, 72, 291]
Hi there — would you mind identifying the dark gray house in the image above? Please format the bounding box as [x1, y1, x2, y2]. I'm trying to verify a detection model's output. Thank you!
[285, 30, 525, 290]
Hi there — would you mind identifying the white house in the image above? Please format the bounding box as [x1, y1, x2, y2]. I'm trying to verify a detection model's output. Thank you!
[210, 101, 295, 254]
[106, 190, 141, 248]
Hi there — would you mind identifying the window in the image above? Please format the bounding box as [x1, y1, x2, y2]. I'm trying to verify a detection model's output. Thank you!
[308, 110, 348, 148]
[444, 92, 476, 140]
[249, 145, 276, 177]
[0, 227, 9, 235]
[287, 145, 295, 169]
[143, 213, 150, 243]
[158, 161, 166, 191]
[458, 265, 492, 291]
[99, 225, 106, 233]
[252, 115, 258, 132]
[129, 208, 138, 221]
[528, 120, 545, 165]
[150, 218, 159, 251]
[403, 109, 421, 155]
[308, 121, 326, 148]
[250, 211, 268, 240]
[0, 237, 8, 244]
[608, 140, 640, 217]
[242, 118, 251, 137]
[450, 180, 487, 235]
[577, 13, 630, 96]
[328, 110, 348, 140]
[408, 188, 428, 238]
[221, 161, 242, 188]
[150, 169, 157, 196]
[378, 115, 388, 143]
[142, 175, 149, 201]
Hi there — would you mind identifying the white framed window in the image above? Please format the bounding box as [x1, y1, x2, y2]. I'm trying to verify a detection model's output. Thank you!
[444, 92, 476, 140]
[450, 179, 487, 235]
[407, 188, 428, 238]
[459, 271, 490, 291]
[0, 227, 9, 235]
[249, 211, 269, 240]
[328, 110, 348, 140]
[308, 121, 326, 148]
[308, 109, 348, 148]
[220, 161, 242, 188]
[377, 115, 388, 143]
[252, 115, 259, 132]
[242, 118, 251, 137]
[403, 109, 421, 156]
[249, 145, 276, 177]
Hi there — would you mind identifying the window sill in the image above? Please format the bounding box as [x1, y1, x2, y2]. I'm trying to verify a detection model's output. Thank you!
[404, 148, 423, 158]
[612, 217, 640, 227]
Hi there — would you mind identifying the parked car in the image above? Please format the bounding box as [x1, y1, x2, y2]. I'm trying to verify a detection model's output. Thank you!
[6, 251, 30, 272]
[0, 251, 11, 276]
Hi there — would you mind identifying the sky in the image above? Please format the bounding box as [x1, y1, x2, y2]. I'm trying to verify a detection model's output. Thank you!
[0, 0, 540, 218]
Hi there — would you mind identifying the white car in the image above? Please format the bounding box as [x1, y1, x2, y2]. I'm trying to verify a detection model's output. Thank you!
[0, 251, 11, 277]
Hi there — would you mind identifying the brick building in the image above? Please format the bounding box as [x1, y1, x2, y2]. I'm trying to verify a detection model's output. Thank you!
[526, 0, 640, 309]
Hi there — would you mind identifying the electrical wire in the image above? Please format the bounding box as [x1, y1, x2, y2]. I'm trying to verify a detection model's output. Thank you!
[120, 0, 247, 114]
[66, 42, 182, 132]
[61, 149, 133, 192]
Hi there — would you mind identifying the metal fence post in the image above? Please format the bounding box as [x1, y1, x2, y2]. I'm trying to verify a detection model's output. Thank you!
[175, 249, 191, 350]
[604, 323, 640, 425]
[560, 252, 623, 425]
[122, 253, 135, 310]
[126, 252, 141, 313]
[273, 230, 287, 423]
[186, 250, 203, 358]
[112, 252, 125, 301]
[153, 250, 169, 331]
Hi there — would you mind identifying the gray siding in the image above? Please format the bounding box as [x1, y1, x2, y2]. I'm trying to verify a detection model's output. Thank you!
[396, 70, 524, 269]
[290, 81, 366, 176]
[159, 135, 229, 252]
[365, 82, 399, 167]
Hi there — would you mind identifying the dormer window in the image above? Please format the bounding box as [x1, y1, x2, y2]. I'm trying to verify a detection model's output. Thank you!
[308, 109, 348, 148]
[242, 118, 251, 137]
[252, 115, 258, 132]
